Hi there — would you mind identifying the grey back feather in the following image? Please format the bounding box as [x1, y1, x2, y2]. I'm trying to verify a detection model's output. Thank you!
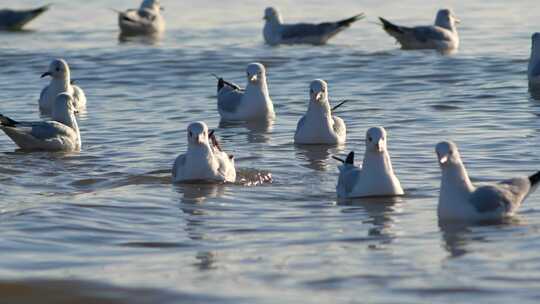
[218, 86, 244, 113]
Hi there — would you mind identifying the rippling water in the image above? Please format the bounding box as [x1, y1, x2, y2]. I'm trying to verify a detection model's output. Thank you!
[1, 0, 540, 303]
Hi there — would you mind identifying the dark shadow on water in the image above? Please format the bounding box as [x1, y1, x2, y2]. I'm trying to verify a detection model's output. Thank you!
[438, 217, 522, 258]
[294, 144, 345, 171]
[0, 278, 242, 304]
[118, 33, 162, 45]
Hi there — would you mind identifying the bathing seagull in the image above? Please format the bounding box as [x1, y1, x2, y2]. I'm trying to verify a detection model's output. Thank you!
[335, 127, 403, 198]
[172, 121, 236, 183]
[39, 58, 86, 114]
[116, 0, 165, 36]
[0, 93, 81, 152]
[436, 141, 540, 221]
[379, 9, 460, 53]
[216, 63, 275, 122]
[0, 5, 50, 31]
[294, 79, 346, 145]
[528, 33, 540, 87]
[263, 7, 365, 46]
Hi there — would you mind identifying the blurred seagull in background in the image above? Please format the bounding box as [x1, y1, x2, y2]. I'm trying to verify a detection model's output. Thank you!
[0, 4, 50, 31]
[528, 33, 540, 87]
[379, 9, 460, 53]
[263, 7, 364, 46]
[116, 0, 165, 36]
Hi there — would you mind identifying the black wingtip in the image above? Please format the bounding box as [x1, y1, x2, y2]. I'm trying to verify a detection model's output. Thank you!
[0, 114, 19, 127]
[529, 171, 540, 187]
[345, 151, 354, 164]
[337, 13, 365, 27]
[217, 78, 225, 92]
[378, 17, 404, 34]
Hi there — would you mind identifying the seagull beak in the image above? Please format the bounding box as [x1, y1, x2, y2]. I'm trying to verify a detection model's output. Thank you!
[249, 74, 258, 83]
[160, 6, 164, 11]
[315, 91, 323, 102]
[375, 140, 383, 152]
[41, 72, 51, 78]
[197, 134, 204, 144]
[454, 16, 461, 24]
[439, 154, 448, 165]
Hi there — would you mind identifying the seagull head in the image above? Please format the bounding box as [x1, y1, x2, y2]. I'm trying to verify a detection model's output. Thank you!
[263, 7, 281, 22]
[435, 9, 460, 28]
[140, 0, 163, 11]
[246, 63, 266, 85]
[309, 79, 329, 104]
[187, 121, 210, 146]
[41, 58, 70, 80]
[52, 93, 75, 119]
[435, 141, 461, 167]
[365, 127, 387, 153]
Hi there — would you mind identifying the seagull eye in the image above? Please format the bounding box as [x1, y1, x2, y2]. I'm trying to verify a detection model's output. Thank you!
[56, 67, 60, 72]
[368, 137, 372, 142]
[189, 131, 192, 137]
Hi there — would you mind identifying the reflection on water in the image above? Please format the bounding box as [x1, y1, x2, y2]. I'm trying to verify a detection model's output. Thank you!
[118, 33, 163, 45]
[438, 217, 523, 258]
[219, 119, 274, 144]
[295, 144, 345, 171]
[339, 196, 404, 244]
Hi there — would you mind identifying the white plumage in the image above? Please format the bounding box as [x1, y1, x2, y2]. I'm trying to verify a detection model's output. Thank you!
[172, 121, 236, 183]
[294, 79, 346, 145]
[336, 127, 403, 198]
[39, 58, 86, 114]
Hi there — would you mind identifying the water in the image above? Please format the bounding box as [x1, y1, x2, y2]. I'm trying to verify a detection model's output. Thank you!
[1, 0, 540, 303]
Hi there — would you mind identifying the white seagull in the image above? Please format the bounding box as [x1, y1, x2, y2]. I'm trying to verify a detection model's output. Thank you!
[117, 0, 165, 36]
[436, 141, 540, 221]
[0, 5, 50, 31]
[0, 93, 81, 152]
[216, 63, 275, 122]
[528, 33, 540, 87]
[263, 7, 364, 46]
[294, 79, 346, 145]
[379, 9, 460, 53]
[39, 58, 86, 114]
[172, 121, 236, 183]
[335, 127, 404, 198]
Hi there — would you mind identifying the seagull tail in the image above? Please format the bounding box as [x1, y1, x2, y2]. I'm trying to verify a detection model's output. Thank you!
[336, 13, 365, 27]
[345, 151, 354, 165]
[529, 171, 540, 188]
[30, 4, 51, 16]
[378, 17, 404, 34]
[0, 114, 19, 128]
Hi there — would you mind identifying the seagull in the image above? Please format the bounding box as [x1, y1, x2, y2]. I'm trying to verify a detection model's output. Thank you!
[172, 121, 236, 183]
[528, 33, 540, 87]
[216, 63, 275, 122]
[0, 4, 50, 31]
[0, 93, 81, 152]
[436, 141, 540, 221]
[379, 9, 460, 53]
[117, 0, 165, 36]
[294, 79, 346, 145]
[39, 58, 86, 115]
[335, 127, 403, 198]
[263, 7, 364, 46]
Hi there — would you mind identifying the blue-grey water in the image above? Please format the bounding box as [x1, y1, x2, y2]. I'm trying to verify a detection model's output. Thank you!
[1, 0, 540, 303]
